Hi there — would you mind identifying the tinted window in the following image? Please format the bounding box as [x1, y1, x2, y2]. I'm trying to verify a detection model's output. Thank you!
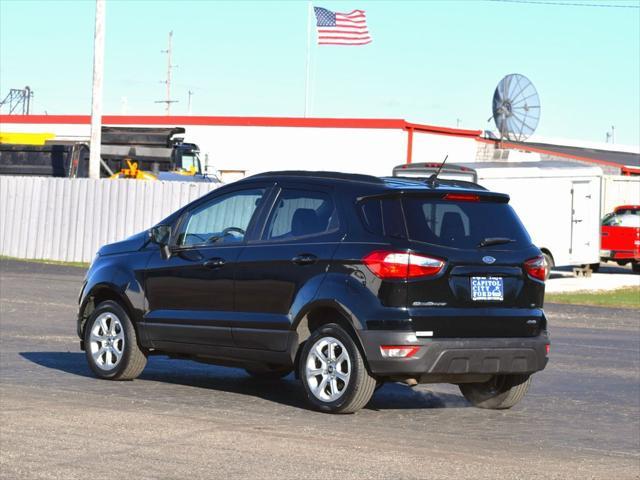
[177, 188, 265, 246]
[264, 189, 338, 240]
[402, 198, 531, 249]
[360, 198, 406, 238]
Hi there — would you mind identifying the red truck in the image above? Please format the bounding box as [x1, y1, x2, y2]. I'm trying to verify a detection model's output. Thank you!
[599, 205, 640, 273]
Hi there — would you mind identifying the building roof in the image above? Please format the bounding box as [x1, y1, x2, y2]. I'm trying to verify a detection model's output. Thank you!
[512, 141, 640, 168]
[0, 114, 482, 138]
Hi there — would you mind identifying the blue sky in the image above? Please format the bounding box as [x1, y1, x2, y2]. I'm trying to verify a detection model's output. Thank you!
[1, 0, 639, 144]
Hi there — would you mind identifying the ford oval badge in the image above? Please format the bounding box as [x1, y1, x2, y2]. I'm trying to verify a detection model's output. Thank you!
[482, 256, 496, 264]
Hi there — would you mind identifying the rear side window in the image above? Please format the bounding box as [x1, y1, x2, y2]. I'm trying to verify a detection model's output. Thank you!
[264, 189, 339, 240]
[402, 197, 531, 249]
[360, 198, 406, 238]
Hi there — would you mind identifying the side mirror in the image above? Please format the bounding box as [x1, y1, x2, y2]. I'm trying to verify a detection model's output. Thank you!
[149, 225, 172, 260]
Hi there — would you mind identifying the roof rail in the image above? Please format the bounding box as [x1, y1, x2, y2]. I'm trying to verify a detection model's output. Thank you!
[250, 170, 385, 184]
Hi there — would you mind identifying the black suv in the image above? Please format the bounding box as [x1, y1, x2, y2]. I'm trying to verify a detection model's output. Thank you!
[77, 171, 550, 413]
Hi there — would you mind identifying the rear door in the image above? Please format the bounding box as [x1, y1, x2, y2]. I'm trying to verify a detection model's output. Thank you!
[570, 181, 595, 260]
[233, 183, 343, 350]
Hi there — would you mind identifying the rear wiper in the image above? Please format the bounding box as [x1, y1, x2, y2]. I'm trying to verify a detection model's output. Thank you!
[478, 237, 515, 248]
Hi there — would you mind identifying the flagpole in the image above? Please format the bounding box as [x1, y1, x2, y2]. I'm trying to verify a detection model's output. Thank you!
[304, 1, 312, 117]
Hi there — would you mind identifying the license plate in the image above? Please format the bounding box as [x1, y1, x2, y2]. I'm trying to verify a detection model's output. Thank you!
[470, 276, 504, 301]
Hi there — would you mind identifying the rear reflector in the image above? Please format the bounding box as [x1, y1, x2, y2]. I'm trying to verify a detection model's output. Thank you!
[380, 346, 420, 358]
[524, 255, 548, 282]
[363, 251, 445, 279]
[545, 344, 550, 356]
[443, 193, 480, 202]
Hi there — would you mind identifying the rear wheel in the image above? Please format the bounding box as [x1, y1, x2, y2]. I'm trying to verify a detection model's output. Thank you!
[84, 300, 147, 380]
[299, 324, 376, 414]
[632, 262, 640, 274]
[459, 374, 532, 409]
[589, 263, 600, 273]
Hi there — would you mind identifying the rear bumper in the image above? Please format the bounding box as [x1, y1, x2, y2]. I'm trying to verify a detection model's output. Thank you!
[359, 330, 549, 380]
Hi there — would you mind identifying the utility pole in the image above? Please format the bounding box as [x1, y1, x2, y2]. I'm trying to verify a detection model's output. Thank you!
[605, 125, 616, 144]
[89, 0, 106, 179]
[155, 31, 178, 115]
[187, 90, 194, 115]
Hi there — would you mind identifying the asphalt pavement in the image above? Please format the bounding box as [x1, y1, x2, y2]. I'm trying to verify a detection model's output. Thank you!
[1, 259, 639, 479]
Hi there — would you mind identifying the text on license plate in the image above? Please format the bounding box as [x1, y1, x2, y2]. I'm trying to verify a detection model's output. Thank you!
[471, 276, 504, 301]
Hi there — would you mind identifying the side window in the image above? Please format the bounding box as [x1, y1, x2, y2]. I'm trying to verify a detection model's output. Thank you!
[263, 189, 339, 241]
[177, 188, 265, 247]
[359, 198, 406, 238]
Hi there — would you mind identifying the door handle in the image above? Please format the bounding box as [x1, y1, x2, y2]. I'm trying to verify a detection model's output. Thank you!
[203, 258, 226, 269]
[292, 254, 317, 266]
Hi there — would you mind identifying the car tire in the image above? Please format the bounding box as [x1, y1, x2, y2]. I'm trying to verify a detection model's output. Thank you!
[299, 323, 376, 414]
[245, 367, 292, 380]
[84, 300, 147, 380]
[632, 262, 640, 274]
[589, 263, 600, 273]
[459, 374, 532, 410]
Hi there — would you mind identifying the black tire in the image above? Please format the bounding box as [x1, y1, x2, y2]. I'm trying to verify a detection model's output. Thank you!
[459, 374, 532, 410]
[589, 263, 600, 273]
[542, 252, 554, 280]
[245, 367, 292, 380]
[299, 323, 376, 414]
[84, 300, 147, 380]
[632, 262, 640, 274]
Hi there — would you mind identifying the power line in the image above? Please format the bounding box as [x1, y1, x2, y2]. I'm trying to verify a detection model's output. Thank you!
[484, 0, 639, 8]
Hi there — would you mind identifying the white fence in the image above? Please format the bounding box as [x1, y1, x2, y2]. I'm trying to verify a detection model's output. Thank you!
[0, 176, 219, 263]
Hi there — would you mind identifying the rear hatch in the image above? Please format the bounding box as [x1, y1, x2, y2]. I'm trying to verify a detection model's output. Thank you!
[360, 189, 545, 338]
[402, 192, 545, 337]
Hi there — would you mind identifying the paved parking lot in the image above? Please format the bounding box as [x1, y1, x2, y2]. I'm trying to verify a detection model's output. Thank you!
[1, 259, 639, 479]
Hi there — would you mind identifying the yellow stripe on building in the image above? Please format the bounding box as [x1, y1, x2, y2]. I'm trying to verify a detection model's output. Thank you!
[0, 132, 56, 145]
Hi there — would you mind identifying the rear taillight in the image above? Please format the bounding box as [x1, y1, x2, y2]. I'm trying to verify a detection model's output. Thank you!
[524, 256, 548, 282]
[380, 345, 420, 358]
[363, 251, 444, 279]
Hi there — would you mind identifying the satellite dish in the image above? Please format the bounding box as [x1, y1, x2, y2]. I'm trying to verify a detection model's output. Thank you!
[491, 74, 540, 142]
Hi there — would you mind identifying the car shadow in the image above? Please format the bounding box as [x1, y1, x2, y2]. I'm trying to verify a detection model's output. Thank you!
[20, 351, 469, 411]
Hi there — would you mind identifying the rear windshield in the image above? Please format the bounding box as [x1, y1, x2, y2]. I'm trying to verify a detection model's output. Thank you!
[401, 197, 532, 249]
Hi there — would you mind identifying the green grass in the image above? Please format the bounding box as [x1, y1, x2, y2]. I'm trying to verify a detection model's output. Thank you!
[546, 287, 640, 309]
[0, 255, 89, 269]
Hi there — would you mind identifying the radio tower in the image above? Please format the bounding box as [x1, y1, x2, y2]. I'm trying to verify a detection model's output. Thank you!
[155, 31, 178, 115]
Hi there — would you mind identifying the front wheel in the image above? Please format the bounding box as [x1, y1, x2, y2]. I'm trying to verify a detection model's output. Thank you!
[459, 374, 532, 409]
[84, 300, 147, 380]
[299, 324, 376, 414]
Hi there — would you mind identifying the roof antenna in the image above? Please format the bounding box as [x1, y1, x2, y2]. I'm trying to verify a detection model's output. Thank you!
[427, 154, 449, 188]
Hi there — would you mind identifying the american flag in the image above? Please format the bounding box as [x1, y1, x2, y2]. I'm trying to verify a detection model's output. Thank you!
[314, 7, 372, 46]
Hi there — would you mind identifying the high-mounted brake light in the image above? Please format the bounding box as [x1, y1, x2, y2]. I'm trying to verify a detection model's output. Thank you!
[363, 251, 445, 279]
[380, 345, 420, 358]
[524, 256, 548, 282]
[443, 193, 480, 202]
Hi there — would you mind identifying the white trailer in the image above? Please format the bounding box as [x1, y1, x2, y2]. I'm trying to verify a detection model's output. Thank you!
[393, 160, 603, 269]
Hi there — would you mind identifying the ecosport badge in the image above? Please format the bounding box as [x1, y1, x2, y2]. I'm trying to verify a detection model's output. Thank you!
[482, 256, 496, 264]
